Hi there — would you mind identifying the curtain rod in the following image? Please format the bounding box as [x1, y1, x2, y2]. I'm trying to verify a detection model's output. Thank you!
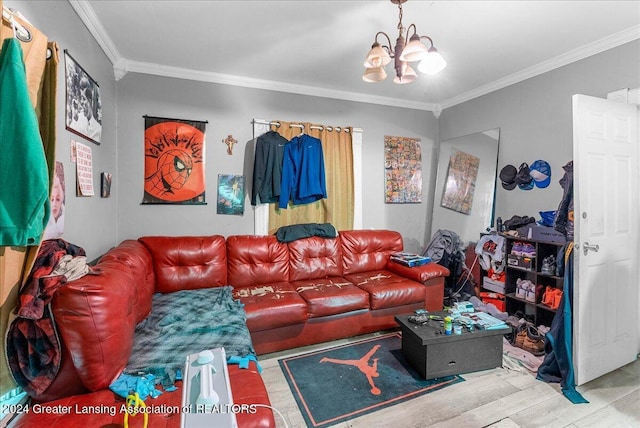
[252, 119, 352, 133]
[2, 6, 31, 42]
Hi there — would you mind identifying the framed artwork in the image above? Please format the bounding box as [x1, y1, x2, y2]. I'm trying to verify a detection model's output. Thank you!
[440, 149, 480, 215]
[101, 172, 112, 198]
[142, 116, 207, 204]
[384, 136, 422, 203]
[64, 50, 102, 144]
[217, 174, 245, 215]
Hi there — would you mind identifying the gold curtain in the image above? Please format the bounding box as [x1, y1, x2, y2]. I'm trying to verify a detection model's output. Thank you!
[0, 3, 57, 398]
[268, 121, 354, 234]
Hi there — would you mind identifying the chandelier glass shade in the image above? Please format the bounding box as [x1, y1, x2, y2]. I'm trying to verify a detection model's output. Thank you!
[362, 0, 446, 84]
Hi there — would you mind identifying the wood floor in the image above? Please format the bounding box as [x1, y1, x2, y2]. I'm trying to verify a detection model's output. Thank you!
[257, 330, 640, 428]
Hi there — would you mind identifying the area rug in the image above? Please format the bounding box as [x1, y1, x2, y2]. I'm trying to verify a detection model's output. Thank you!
[279, 332, 464, 427]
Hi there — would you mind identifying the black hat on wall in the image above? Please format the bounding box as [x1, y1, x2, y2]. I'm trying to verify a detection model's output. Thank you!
[499, 164, 518, 190]
[516, 163, 534, 190]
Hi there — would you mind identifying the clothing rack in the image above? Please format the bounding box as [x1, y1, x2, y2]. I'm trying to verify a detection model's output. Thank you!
[2, 6, 31, 42]
[252, 119, 350, 133]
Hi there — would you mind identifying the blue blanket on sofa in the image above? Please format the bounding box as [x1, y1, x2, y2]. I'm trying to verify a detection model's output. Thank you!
[125, 286, 256, 384]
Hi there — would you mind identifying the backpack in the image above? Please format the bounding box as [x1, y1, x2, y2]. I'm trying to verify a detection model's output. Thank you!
[423, 230, 475, 299]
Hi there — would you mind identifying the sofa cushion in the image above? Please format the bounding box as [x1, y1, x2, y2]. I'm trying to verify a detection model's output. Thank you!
[288, 236, 343, 281]
[227, 235, 289, 287]
[139, 235, 227, 293]
[11, 361, 275, 428]
[292, 277, 369, 317]
[99, 239, 155, 322]
[232, 282, 307, 331]
[340, 230, 403, 275]
[344, 269, 425, 310]
[51, 260, 137, 393]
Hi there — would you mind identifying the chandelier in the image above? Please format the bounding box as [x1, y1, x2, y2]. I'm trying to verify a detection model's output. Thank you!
[363, 0, 446, 84]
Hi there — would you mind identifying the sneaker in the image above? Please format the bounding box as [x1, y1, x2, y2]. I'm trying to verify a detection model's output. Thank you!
[541, 255, 556, 275]
[522, 325, 545, 356]
[515, 278, 527, 299]
[516, 278, 534, 300]
[511, 241, 524, 256]
[525, 285, 537, 303]
[521, 243, 536, 258]
[514, 327, 527, 348]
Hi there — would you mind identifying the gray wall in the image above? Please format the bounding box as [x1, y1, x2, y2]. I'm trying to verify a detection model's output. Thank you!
[8, 0, 118, 260]
[115, 74, 437, 254]
[8, 0, 436, 258]
[437, 40, 640, 239]
[8, 1, 639, 260]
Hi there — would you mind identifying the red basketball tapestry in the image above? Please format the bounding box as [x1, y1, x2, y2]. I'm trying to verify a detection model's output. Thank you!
[142, 116, 207, 204]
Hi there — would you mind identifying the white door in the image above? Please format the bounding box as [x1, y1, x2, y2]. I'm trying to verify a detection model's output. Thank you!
[573, 94, 639, 386]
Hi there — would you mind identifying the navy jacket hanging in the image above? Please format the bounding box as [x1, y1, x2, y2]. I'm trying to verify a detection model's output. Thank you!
[251, 131, 289, 205]
[279, 134, 327, 209]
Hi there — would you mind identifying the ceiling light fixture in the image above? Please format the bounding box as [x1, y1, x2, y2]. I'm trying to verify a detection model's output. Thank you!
[363, 0, 446, 84]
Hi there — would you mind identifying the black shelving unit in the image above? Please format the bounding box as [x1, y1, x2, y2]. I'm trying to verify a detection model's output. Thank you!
[504, 235, 566, 327]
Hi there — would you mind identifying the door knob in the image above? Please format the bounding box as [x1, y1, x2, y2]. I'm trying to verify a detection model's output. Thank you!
[583, 242, 599, 256]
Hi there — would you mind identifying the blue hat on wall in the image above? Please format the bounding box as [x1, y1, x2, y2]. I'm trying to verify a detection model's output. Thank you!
[529, 160, 551, 188]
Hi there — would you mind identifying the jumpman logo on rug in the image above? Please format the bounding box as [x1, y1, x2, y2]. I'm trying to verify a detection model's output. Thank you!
[319, 344, 382, 395]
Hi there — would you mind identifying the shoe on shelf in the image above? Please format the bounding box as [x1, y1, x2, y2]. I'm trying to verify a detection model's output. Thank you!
[521, 243, 536, 258]
[516, 278, 534, 300]
[541, 255, 556, 275]
[515, 278, 527, 299]
[511, 241, 524, 256]
[525, 285, 537, 303]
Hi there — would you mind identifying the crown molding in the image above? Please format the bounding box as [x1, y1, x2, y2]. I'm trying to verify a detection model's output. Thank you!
[71, 0, 638, 114]
[440, 25, 640, 110]
[124, 59, 438, 111]
[68, 0, 122, 66]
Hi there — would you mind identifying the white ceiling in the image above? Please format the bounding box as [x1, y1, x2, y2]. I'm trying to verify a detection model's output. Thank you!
[72, 0, 640, 111]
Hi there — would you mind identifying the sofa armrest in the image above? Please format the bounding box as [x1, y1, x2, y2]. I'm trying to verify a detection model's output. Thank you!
[385, 260, 450, 283]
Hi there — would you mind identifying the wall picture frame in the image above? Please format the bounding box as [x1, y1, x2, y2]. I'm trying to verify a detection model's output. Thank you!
[384, 135, 422, 204]
[440, 149, 480, 215]
[217, 174, 245, 215]
[64, 50, 102, 144]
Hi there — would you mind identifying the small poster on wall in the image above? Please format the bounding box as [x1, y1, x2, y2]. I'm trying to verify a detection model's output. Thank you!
[142, 116, 207, 204]
[384, 135, 422, 203]
[43, 162, 65, 240]
[101, 172, 112, 198]
[75, 141, 94, 196]
[217, 174, 245, 215]
[440, 149, 480, 215]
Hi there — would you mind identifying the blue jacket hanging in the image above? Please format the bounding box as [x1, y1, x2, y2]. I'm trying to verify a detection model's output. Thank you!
[279, 134, 327, 209]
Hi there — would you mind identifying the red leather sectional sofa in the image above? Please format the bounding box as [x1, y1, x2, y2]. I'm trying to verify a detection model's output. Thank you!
[10, 229, 448, 428]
